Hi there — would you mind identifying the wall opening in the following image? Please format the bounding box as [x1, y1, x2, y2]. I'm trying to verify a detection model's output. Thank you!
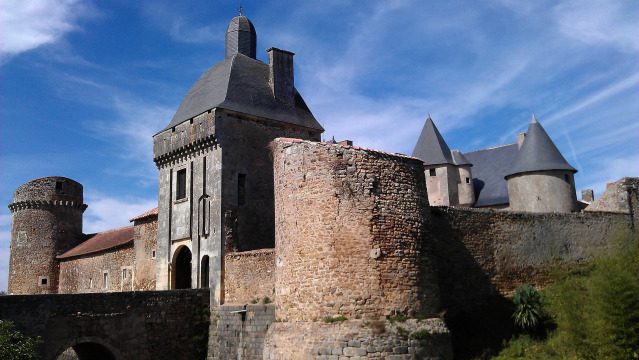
[60, 342, 117, 360]
[176, 168, 187, 200]
[174, 246, 192, 289]
[201, 255, 209, 288]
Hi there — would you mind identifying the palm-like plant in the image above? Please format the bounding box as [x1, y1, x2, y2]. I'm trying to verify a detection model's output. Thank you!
[512, 284, 543, 332]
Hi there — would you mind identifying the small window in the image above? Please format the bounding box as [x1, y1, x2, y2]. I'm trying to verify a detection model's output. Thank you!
[122, 269, 127, 279]
[151, 249, 156, 259]
[564, 174, 570, 183]
[55, 181, 63, 190]
[176, 169, 187, 200]
[40, 277, 48, 286]
[89, 277, 93, 289]
[429, 169, 436, 177]
[103, 272, 109, 289]
[465, 177, 470, 184]
[238, 173, 246, 205]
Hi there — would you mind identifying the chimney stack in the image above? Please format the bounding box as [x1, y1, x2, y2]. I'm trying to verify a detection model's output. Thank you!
[581, 189, 594, 203]
[517, 133, 526, 150]
[267, 48, 295, 104]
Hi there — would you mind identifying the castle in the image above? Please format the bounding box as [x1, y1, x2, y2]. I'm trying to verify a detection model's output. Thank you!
[6, 14, 638, 360]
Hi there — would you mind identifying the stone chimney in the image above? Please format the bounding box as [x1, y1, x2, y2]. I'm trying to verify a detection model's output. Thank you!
[517, 133, 526, 150]
[581, 189, 594, 203]
[267, 48, 295, 104]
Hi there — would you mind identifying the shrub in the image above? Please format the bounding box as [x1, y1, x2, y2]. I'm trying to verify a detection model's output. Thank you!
[262, 296, 272, 304]
[512, 284, 543, 332]
[0, 320, 42, 360]
[410, 329, 431, 340]
[388, 314, 407, 323]
[323, 315, 347, 323]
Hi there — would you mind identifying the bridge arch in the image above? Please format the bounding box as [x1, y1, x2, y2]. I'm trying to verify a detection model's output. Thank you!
[56, 337, 123, 360]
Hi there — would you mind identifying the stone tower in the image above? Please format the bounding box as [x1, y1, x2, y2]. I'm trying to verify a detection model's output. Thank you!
[7, 176, 86, 294]
[505, 115, 578, 212]
[412, 115, 475, 207]
[152, 14, 323, 304]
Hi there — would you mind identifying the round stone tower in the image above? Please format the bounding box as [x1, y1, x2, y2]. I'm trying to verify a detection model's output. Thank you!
[8, 176, 87, 294]
[505, 115, 578, 213]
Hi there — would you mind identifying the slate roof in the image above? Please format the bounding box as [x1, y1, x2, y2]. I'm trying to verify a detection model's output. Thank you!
[160, 53, 322, 134]
[130, 207, 158, 222]
[506, 115, 576, 177]
[464, 143, 519, 207]
[412, 116, 455, 165]
[225, 15, 256, 58]
[57, 226, 134, 260]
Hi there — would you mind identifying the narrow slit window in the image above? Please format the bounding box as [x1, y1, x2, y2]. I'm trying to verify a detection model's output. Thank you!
[103, 272, 109, 289]
[238, 173, 246, 205]
[176, 169, 187, 200]
[122, 269, 127, 279]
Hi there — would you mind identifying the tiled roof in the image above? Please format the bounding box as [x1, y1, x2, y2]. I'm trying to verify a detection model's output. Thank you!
[130, 207, 158, 222]
[57, 225, 134, 260]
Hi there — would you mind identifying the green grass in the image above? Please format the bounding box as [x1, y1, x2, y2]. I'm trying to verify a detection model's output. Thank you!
[323, 315, 348, 323]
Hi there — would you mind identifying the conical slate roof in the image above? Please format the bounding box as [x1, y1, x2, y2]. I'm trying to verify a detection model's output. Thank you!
[451, 149, 472, 166]
[412, 116, 455, 166]
[505, 115, 576, 178]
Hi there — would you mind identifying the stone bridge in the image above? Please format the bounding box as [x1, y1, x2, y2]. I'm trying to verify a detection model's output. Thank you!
[0, 289, 209, 360]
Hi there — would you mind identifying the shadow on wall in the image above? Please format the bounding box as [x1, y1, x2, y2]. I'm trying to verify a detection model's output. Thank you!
[431, 209, 514, 360]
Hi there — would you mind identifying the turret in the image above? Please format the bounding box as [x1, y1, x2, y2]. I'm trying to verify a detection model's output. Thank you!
[7, 177, 87, 294]
[505, 115, 578, 212]
[412, 115, 475, 207]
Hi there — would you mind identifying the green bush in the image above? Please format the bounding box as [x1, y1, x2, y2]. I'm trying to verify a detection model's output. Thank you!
[494, 231, 639, 360]
[512, 284, 543, 332]
[0, 320, 42, 360]
[323, 315, 347, 323]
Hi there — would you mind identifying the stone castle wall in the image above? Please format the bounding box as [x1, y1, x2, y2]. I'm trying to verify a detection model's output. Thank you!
[58, 244, 135, 294]
[133, 216, 158, 291]
[0, 289, 210, 360]
[8, 177, 86, 294]
[272, 139, 441, 321]
[209, 304, 276, 360]
[224, 248, 275, 304]
[431, 206, 634, 313]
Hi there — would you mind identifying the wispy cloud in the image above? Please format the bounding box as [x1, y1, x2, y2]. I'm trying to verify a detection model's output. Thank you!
[0, 0, 92, 61]
[83, 191, 157, 233]
[140, 1, 225, 44]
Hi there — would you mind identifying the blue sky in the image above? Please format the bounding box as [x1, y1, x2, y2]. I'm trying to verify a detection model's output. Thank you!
[1, 0, 638, 292]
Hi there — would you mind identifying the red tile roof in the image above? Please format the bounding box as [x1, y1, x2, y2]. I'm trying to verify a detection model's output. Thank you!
[57, 225, 134, 259]
[129, 207, 158, 222]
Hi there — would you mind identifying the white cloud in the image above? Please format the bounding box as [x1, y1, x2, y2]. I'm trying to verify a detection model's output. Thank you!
[580, 154, 639, 197]
[553, 0, 639, 53]
[0, 0, 89, 61]
[83, 191, 157, 233]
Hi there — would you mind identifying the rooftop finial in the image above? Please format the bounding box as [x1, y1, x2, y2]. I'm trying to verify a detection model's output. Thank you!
[427, 113, 432, 120]
[238, 5, 243, 15]
[531, 113, 538, 124]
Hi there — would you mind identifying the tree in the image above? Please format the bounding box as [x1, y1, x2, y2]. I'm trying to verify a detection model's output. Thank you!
[0, 320, 42, 360]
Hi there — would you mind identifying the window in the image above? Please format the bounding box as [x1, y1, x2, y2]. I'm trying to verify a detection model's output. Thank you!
[465, 177, 470, 184]
[122, 269, 127, 279]
[103, 272, 109, 289]
[564, 174, 570, 183]
[151, 249, 156, 259]
[429, 169, 436, 177]
[89, 277, 93, 289]
[238, 173, 246, 205]
[55, 181, 63, 190]
[176, 169, 187, 200]
[39, 276, 48, 286]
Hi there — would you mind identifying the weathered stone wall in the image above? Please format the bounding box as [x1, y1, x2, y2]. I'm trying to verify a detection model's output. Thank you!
[217, 110, 321, 252]
[224, 248, 275, 304]
[264, 319, 452, 360]
[209, 304, 275, 360]
[585, 177, 639, 220]
[273, 139, 441, 321]
[133, 216, 157, 291]
[8, 176, 86, 294]
[507, 171, 578, 213]
[0, 289, 210, 360]
[457, 165, 474, 207]
[58, 244, 135, 294]
[431, 206, 633, 313]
